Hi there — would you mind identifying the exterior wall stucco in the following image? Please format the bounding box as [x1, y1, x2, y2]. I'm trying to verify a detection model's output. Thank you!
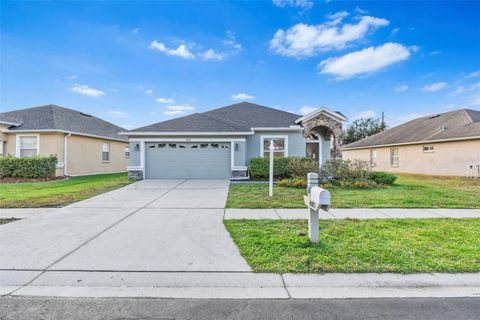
[66, 135, 129, 176]
[3, 133, 65, 176]
[342, 139, 480, 176]
[245, 131, 306, 164]
[234, 140, 246, 167]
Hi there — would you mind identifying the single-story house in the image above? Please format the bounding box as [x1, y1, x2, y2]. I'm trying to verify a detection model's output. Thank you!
[342, 109, 480, 177]
[0, 104, 129, 176]
[121, 102, 347, 180]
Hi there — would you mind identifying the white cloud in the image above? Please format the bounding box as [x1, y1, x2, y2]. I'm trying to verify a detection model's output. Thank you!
[107, 110, 127, 118]
[199, 49, 226, 61]
[156, 97, 175, 104]
[299, 106, 317, 115]
[386, 112, 431, 127]
[272, 0, 314, 10]
[451, 86, 466, 96]
[466, 71, 480, 79]
[395, 84, 409, 92]
[354, 6, 368, 14]
[149, 40, 194, 59]
[231, 93, 255, 101]
[429, 50, 442, 55]
[270, 14, 389, 57]
[390, 27, 400, 36]
[130, 27, 141, 34]
[107, 87, 118, 93]
[422, 82, 448, 92]
[318, 42, 411, 79]
[163, 105, 195, 115]
[145, 89, 153, 96]
[71, 84, 105, 97]
[469, 95, 480, 106]
[223, 31, 242, 53]
[353, 110, 377, 120]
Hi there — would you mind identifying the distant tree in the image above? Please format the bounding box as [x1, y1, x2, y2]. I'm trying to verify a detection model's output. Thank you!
[342, 117, 387, 145]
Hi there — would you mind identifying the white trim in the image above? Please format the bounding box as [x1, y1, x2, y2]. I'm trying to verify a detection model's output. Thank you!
[295, 107, 347, 124]
[140, 141, 145, 178]
[6, 129, 127, 142]
[130, 137, 246, 143]
[230, 141, 235, 168]
[127, 166, 143, 171]
[15, 133, 40, 157]
[68, 170, 127, 177]
[232, 166, 248, 170]
[252, 127, 303, 132]
[0, 141, 3, 156]
[121, 131, 253, 136]
[0, 120, 21, 126]
[342, 135, 480, 151]
[260, 135, 289, 157]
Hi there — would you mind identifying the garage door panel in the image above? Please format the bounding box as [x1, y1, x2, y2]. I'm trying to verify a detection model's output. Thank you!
[145, 142, 231, 179]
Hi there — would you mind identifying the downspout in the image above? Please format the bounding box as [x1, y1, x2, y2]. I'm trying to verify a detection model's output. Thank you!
[64, 133, 71, 176]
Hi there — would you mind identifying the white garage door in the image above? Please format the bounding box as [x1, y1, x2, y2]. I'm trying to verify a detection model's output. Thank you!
[145, 142, 231, 179]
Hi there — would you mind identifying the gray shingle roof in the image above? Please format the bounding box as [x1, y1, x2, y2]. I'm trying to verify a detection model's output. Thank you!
[344, 109, 480, 149]
[0, 104, 127, 141]
[131, 102, 301, 132]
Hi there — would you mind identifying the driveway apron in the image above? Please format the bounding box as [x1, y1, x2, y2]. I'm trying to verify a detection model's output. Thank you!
[0, 179, 250, 272]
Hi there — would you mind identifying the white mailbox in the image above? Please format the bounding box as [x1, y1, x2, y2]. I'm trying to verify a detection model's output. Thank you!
[309, 186, 331, 209]
[304, 174, 331, 243]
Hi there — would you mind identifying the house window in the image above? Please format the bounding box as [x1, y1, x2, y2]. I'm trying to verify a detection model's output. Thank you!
[370, 149, 377, 165]
[423, 145, 434, 153]
[390, 148, 399, 167]
[262, 137, 286, 158]
[124, 146, 130, 158]
[102, 143, 110, 161]
[18, 135, 38, 158]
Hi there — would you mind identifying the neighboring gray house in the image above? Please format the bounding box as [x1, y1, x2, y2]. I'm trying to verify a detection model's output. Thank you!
[121, 102, 346, 179]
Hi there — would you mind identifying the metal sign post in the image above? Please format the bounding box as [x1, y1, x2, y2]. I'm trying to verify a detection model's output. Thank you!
[269, 140, 274, 197]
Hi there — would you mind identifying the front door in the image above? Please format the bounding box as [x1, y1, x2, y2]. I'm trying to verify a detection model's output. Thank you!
[306, 142, 319, 163]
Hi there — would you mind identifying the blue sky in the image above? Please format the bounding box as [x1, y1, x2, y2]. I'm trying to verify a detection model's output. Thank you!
[1, 1, 479, 129]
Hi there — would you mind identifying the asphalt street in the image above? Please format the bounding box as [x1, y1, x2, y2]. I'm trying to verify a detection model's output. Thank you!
[1, 297, 479, 320]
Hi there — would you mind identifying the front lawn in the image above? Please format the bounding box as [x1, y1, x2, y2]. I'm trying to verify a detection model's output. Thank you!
[226, 174, 480, 208]
[0, 173, 132, 208]
[224, 218, 480, 273]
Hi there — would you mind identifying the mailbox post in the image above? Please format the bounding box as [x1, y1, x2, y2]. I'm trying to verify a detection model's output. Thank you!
[304, 173, 331, 243]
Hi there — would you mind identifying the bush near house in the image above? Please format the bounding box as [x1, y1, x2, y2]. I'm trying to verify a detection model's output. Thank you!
[249, 157, 317, 180]
[0, 155, 57, 179]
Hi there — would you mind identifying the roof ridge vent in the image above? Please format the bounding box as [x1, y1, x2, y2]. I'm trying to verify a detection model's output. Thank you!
[79, 112, 92, 117]
[429, 114, 440, 119]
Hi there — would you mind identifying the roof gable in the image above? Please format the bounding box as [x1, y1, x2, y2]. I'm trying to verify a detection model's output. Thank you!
[0, 104, 127, 141]
[344, 109, 480, 149]
[130, 102, 301, 133]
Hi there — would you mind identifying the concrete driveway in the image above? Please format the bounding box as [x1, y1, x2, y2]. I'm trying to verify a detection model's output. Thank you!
[0, 179, 250, 272]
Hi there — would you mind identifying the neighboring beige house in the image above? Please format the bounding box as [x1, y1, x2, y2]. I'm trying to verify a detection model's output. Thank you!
[0, 104, 129, 176]
[342, 109, 480, 177]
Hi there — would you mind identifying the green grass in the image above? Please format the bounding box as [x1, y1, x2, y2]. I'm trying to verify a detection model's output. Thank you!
[0, 218, 19, 225]
[224, 219, 480, 273]
[226, 174, 480, 208]
[0, 173, 132, 208]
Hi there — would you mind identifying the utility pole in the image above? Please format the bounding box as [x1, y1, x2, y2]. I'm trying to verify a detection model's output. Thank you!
[381, 112, 386, 130]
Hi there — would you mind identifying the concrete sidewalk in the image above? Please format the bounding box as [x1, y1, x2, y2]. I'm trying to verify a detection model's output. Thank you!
[2, 270, 479, 299]
[224, 208, 480, 220]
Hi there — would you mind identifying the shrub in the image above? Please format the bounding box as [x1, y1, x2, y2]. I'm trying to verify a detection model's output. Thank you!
[249, 157, 317, 180]
[277, 177, 307, 188]
[369, 171, 397, 185]
[249, 157, 289, 180]
[319, 159, 372, 183]
[0, 155, 57, 179]
[339, 179, 377, 189]
[287, 157, 318, 178]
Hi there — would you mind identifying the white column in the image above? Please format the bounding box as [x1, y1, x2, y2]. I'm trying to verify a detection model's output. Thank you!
[268, 140, 274, 197]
